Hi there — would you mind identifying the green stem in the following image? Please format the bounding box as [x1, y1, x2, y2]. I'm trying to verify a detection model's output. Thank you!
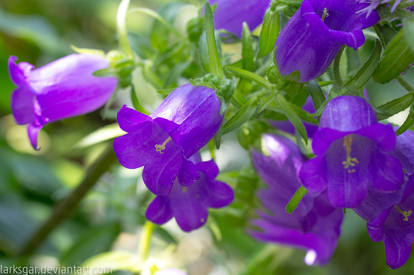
[285, 186, 308, 213]
[117, 0, 134, 57]
[18, 145, 117, 256]
[398, 77, 414, 92]
[138, 221, 154, 261]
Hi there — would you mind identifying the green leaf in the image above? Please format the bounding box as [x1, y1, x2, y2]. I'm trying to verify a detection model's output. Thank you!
[204, 3, 224, 78]
[373, 30, 414, 83]
[222, 98, 258, 134]
[404, 19, 414, 53]
[346, 41, 381, 89]
[258, 5, 280, 58]
[274, 94, 308, 141]
[376, 93, 414, 120]
[241, 23, 255, 71]
[397, 106, 414, 135]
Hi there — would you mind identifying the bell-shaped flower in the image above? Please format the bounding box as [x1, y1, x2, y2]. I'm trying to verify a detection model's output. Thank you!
[8, 54, 118, 149]
[113, 84, 223, 195]
[362, 176, 414, 269]
[275, 0, 379, 82]
[209, 0, 271, 38]
[249, 134, 343, 265]
[299, 96, 404, 208]
[145, 155, 233, 232]
[354, 129, 414, 268]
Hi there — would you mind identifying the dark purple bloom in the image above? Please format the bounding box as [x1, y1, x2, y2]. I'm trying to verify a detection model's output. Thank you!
[362, 176, 414, 269]
[8, 54, 117, 150]
[249, 134, 343, 265]
[113, 84, 223, 195]
[276, 0, 379, 82]
[209, 0, 271, 38]
[271, 97, 318, 138]
[354, 130, 414, 268]
[146, 154, 233, 232]
[299, 96, 404, 208]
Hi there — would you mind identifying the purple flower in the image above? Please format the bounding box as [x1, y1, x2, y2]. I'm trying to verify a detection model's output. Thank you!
[113, 84, 223, 195]
[354, 130, 414, 268]
[145, 155, 233, 232]
[362, 176, 414, 269]
[8, 54, 118, 149]
[299, 96, 404, 208]
[271, 97, 318, 138]
[249, 134, 343, 265]
[209, 0, 271, 38]
[276, 0, 379, 82]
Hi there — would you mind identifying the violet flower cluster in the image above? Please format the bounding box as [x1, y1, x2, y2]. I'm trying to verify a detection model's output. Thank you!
[113, 84, 234, 232]
[249, 134, 343, 265]
[251, 96, 414, 268]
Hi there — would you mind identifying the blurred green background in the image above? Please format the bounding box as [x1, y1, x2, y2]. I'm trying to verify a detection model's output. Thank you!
[0, 0, 413, 274]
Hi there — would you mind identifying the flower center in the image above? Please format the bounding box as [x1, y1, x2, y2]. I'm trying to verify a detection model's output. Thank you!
[154, 137, 172, 154]
[395, 205, 412, 222]
[342, 135, 359, 173]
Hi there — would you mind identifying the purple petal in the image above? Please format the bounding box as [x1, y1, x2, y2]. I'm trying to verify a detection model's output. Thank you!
[142, 149, 183, 195]
[178, 158, 200, 186]
[393, 130, 414, 173]
[320, 96, 377, 131]
[276, 0, 378, 82]
[33, 54, 117, 123]
[117, 105, 152, 132]
[11, 87, 35, 125]
[324, 134, 377, 207]
[249, 219, 336, 265]
[209, 0, 271, 38]
[355, 190, 403, 223]
[168, 180, 209, 232]
[151, 84, 223, 158]
[206, 180, 234, 208]
[370, 153, 404, 192]
[356, 123, 396, 152]
[113, 121, 170, 169]
[384, 233, 412, 269]
[27, 124, 41, 151]
[299, 157, 327, 194]
[9, 54, 118, 150]
[8, 56, 33, 86]
[146, 196, 173, 225]
[195, 159, 219, 179]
